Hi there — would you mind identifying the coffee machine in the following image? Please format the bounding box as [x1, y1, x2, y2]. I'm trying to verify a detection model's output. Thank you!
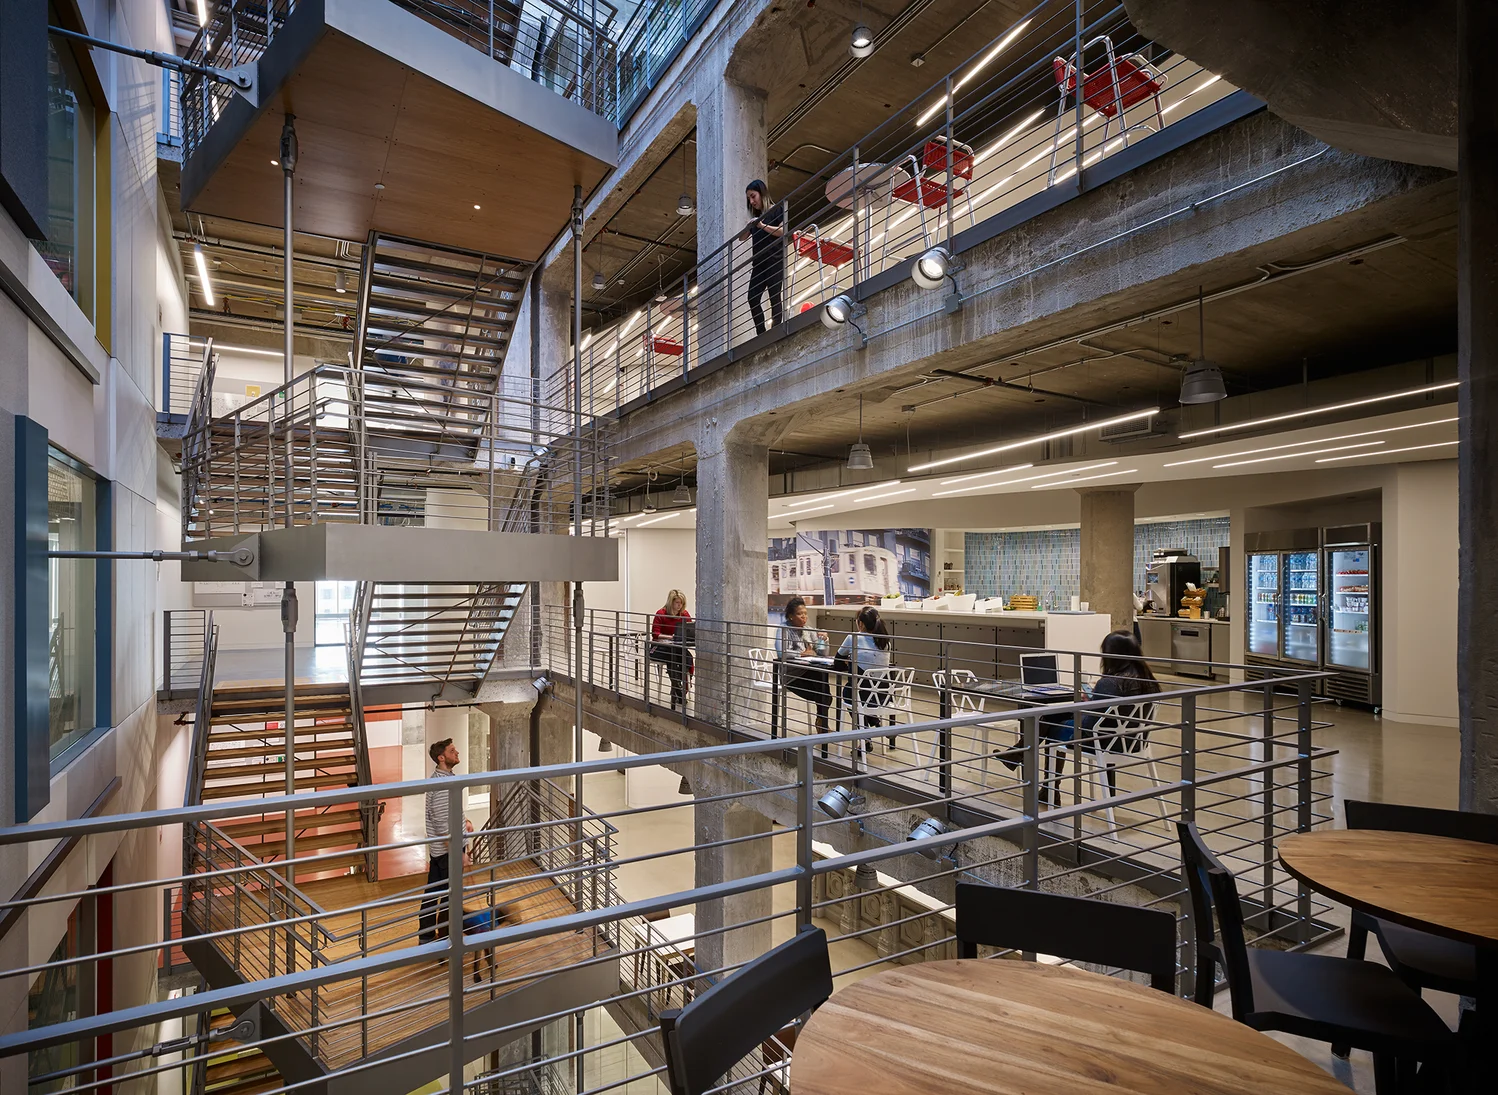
[1143, 550, 1202, 616]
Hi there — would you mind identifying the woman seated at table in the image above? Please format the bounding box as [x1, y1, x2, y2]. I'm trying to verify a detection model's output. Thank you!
[774, 596, 832, 733]
[835, 605, 893, 728]
[998, 631, 1161, 785]
[649, 589, 694, 709]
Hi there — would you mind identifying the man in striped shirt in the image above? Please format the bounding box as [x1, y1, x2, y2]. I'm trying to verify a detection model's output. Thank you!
[418, 737, 474, 945]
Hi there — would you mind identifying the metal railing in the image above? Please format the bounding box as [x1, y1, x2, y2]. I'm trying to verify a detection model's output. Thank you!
[565, 0, 1242, 418]
[177, 362, 612, 541]
[161, 332, 215, 417]
[179, 0, 620, 157]
[344, 601, 381, 876]
[1, 667, 1332, 1095]
[163, 607, 215, 697]
[183, 611, 221, 807]
[158, 66, 183, 147]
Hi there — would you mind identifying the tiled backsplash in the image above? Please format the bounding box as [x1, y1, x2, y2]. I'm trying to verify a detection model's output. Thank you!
[1132, 517, 1231, 589]
[964, 518, 1231, 602]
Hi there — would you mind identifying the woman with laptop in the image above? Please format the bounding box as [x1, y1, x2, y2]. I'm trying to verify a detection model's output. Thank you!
[998, 632, 1161, 799]
[650, 589, 694, 709]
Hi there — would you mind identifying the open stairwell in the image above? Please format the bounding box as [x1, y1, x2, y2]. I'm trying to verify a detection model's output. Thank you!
[189, 683, 379, 880]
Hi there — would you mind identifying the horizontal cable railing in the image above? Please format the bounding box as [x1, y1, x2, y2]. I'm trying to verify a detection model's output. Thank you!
[178, 363, 611, 541]
[178, 0, 621, 156]
[163, 608, 212, 696]
[161, 332, 213, 416]
[3, 632, 1331, 1095]
[563, 0, 1240, 419]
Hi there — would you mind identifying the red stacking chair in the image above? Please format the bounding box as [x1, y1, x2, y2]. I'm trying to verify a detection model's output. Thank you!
[792, 224, 856, 307]
[1048, 36, 1166, 184]
[881, 136, 977, 254]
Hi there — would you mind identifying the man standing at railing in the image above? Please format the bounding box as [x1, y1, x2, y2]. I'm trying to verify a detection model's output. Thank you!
[418, 737, 475, 946]
[739, 180, 786, 334]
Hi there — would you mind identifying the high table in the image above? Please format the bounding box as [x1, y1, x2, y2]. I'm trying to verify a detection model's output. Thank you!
[1278, 829, 1498, 1092]
[790, 960, 1352, 1095]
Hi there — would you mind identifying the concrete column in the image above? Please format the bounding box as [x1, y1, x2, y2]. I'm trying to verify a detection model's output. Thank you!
[1077, 485, 1140, 632]
[477, 700, 536, 772]
[1459, 0, 1498, 813]
[694, 424, 770, 724]
[695, 77, 767, 359]
[692, 796, 774, 975]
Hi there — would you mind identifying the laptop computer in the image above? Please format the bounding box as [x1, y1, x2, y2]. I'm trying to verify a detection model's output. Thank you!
[1020, 653, 1072, 696]
[676, 620, 697, 647]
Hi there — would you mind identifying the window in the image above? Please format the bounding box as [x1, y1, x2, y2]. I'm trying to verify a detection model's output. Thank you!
[48, 451, 97, 762]
[33, 6, 98, 316]
[315, 581, 358, 645]
[28, 908, 81, 1093]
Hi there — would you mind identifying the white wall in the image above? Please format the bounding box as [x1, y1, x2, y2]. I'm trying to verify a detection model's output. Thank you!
[1382, 460, 1459, 725]
[587, 528, 697, 621]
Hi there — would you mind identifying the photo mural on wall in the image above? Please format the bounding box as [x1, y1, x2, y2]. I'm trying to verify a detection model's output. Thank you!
[768, 529, 933, 609]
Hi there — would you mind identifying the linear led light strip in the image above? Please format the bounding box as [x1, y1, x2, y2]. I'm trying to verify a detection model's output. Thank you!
[782, 480, 903, 509]
[635, 508, 694, 528]
[1029, 467, 1139, 490]
[848, 487, 916, 503]
[1177, 382, 1458, 440]
[914, 19, 1033, 127]
[777, 504, 836, 517]
[933, 462, 1117, 497]
[1213, 440, 1385, 468]
[1317, 441, 1458, 463]
[909, 409, 1159, 472]
[1163, 416, 1459, 467]
[940, 462, 1035, 487]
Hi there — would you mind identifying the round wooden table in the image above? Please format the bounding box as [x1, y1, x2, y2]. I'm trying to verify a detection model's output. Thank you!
[789, 960, 1350, 1095]
[1277, 829, 1498, 947]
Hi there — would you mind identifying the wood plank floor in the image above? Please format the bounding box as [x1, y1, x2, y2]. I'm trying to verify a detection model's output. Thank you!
[196, 857, 602, 1070]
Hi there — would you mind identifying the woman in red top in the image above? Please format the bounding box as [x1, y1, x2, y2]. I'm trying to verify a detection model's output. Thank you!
[650, 589, 694, 709]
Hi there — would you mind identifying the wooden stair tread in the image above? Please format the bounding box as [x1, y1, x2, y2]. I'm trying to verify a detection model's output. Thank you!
[205, 1052, 278, 1083]
[204, 740, 354, 761]
[200, 772, 359, 799]
[240, 829, 367, 855]
[204, 756, 357, 779]
[216, 806, 366, 839]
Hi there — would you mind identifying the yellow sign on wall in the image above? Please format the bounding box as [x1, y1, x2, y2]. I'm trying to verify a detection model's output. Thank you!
[245, 384, 261, 398]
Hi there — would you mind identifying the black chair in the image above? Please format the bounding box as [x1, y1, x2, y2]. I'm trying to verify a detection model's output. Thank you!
[658, 925, 833, 1095]
[1343, 799, 1498, 997]
[1177, 821, 1453, 1093]
[954, 882, 1177, 992]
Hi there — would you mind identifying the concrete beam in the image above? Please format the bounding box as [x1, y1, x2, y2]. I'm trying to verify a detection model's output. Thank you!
[180, 525, 618, 583]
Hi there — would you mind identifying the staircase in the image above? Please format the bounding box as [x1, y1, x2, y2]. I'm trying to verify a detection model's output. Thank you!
[188, 683, 379, 879]
[197, 1009, 281, 1095]
[357, 232, 529, 447]
[354, 581, 529, 698]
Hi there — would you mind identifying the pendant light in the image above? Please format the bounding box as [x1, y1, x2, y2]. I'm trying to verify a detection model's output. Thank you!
[1179, 286, 1227, 404]
[676, 142, 695, 216]
[672, 470, 691, 505]
[592, 270, 606, 292]
[847, 395, 874, 471]
[642, 468, 658, 513]
[850, 1, 873, 58]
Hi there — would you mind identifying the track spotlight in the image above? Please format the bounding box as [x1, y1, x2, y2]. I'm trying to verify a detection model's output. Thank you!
[817, 785, 864, 818]
[334, 269, 347, 294]
[854, 862, 880, 891]
[850, 24, 874, 58]
[821, 293, 864, 330]
[906, 816, 950, 858]
[912, 246, 954, 290]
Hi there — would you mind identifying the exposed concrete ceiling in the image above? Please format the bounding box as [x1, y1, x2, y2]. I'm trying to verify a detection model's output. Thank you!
[1124, 0, 1457, 169]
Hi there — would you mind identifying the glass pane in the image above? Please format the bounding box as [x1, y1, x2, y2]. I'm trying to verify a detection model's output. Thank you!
[35, 9, 95, 312]
[1327, 547, 1372, 671]
[49, 454, 96, 758]
[1247, 553, 1279, 657]
[28, 909, 80, 1092]
[1282, 551, 1319, 663]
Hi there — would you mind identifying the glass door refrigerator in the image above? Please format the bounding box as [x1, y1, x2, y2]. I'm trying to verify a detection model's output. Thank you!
[1244, 529, 1322, 681]
[1321, 524, 1381, 708]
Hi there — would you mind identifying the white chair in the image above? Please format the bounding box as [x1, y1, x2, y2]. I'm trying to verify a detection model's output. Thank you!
[1073, 700, 1166, 827]
[855, 666, 919, 763]
[933, 669, 994, 781]
[748, 648, 774, 690]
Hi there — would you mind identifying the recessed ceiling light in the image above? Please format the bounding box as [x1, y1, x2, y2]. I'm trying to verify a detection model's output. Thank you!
[270, 159, 279, 166]
[473, 203, 481, 210]
[1177, 382, 1458, 440]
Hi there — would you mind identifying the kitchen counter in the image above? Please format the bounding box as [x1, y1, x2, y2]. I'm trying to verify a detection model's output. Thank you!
[1136, 615, 1227, 679]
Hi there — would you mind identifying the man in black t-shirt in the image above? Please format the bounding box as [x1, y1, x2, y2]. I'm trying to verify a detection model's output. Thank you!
[738, 179, 785, 334]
